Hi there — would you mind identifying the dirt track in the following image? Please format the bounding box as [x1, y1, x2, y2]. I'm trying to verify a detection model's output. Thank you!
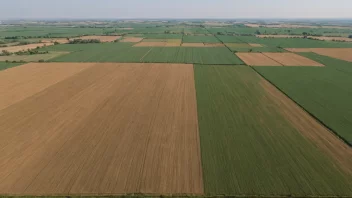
[236, 53, 282, 66]
[0, 63, 203, 195]
[263, 53, 324, 66]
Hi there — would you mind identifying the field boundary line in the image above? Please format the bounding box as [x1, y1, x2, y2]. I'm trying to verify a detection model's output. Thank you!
[250, 66, 352, 147]
[260, 53, 284, 66]
[139, 47, 154, 62]
[211, 29, 246, 65]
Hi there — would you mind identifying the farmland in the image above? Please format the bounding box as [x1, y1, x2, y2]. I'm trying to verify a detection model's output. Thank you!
[1, 19, 352, 198]
[255, 53, 352, 145]
[0, 63, 203, 194]
[194, 65, 352, 196]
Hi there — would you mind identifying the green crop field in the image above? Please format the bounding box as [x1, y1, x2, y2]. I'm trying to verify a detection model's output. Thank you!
[216, 35, 244, 43]
[182, 35, 220, 43]
[254, 53, 352, 145]
[0, 62, 24, 71]
[194, 65, 352, 196]
[142, 47, 243, 64]
[238, 36, 352, 48]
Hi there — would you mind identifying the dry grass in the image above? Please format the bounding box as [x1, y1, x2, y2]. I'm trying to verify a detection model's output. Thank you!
[236, 53, 282, 66]
[286, 48, 352, 62]
[76, 36, 121, 42]
[225, 43, 251, 48]
[248, 43, 264, 47]
[120, 37, 144, 43]
[263, 52, 324, 66]
[0, 43, 54, 53]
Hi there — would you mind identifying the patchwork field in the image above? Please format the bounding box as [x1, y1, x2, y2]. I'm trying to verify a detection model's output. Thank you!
[0, 63, 203, 195]
[0, 52, 68, 62]
[262, 52, 324, 66]
[255, 53, 352, 145]
[76, 35, 121, 42]
[286, 48, 352, 62]
[2, 22, 352, 198]
[236, 53, 282, 66]
[120, 37, 144, 42]
[194, 65, 352, 196]
[0, 43, 54, 53]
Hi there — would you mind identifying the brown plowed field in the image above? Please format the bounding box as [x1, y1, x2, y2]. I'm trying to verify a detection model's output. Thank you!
[120, 37, 144, 43]
[312, 48, 352, 62]
[286, 48, 352, 62]
[0, 63, 203, 195]
[263, 53, 324, 66]
[260, 79, 352, 174]
[0, 43, 55, 53]
[248, 43, 263, 47]
[77, 36, 121, 42]
[0, 62, 95, 111]
[236, 53, 282, 66]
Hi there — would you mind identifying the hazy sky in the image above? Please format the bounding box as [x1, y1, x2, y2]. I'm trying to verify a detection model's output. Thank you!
[1, 0, 352, 19]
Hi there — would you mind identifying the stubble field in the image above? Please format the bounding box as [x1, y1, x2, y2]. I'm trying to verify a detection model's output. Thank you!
[0, 63, 203, 195]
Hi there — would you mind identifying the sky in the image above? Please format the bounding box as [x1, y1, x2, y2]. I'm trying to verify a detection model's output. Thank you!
[1, 0, 352, 19]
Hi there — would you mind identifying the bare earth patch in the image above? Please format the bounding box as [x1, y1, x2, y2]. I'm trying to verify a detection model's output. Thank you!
[225, 43, 251, 48]
[0, 63, 203, 195]
[263, 52, 324, 66]
[76, 36, 120, 42]
[285, 48, 313, 52]
[286, 48, 352, 62]
[236, 53, 282, 66]
[120, 37, 144, 43]
[0, 43, 55, 53]
[260, 79, 352, 175]
[248, 43, 263, 47]
[0, 62, 95, 111]
[181, 43, 206, 47]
